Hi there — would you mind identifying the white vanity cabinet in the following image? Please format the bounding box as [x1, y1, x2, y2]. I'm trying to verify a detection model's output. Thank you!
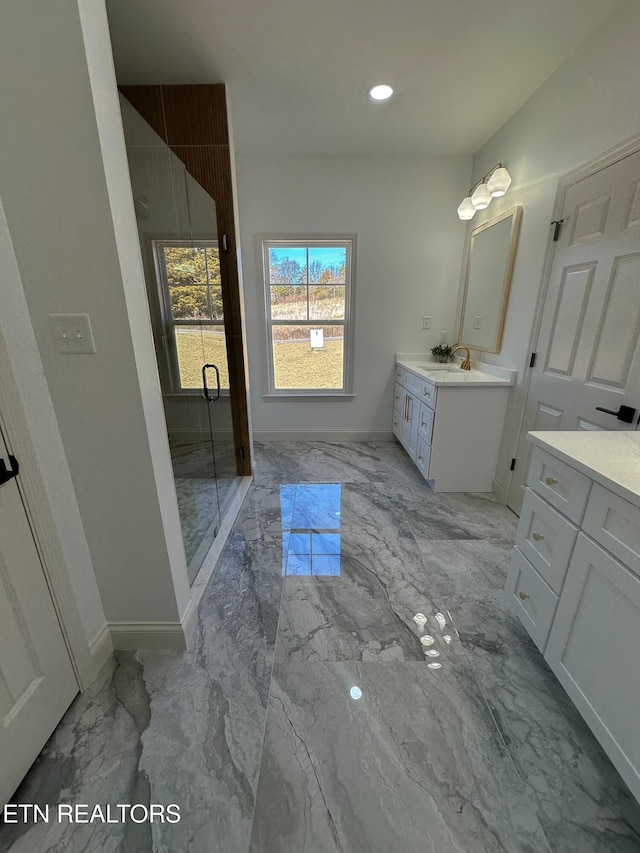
[505, 432, 640, 803]
[393, 356, 514, 492]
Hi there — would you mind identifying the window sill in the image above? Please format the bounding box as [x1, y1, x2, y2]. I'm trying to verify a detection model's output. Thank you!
[262, 392, 355, 401]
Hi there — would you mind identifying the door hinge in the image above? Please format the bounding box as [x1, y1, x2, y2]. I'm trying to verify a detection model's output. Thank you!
[240, 446, 246, 461]
[510, 458, 516, 471]
[551, 219, 564, 241]
[222, 234, 230, 253]
[529, 352, 537, 368]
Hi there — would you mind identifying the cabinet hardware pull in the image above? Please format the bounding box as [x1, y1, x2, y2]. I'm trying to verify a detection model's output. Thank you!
[518, 591, 529, 601]
[545, 476, 558, 485]
[424, 389, 430, 397]
[532, 532, 544, 541]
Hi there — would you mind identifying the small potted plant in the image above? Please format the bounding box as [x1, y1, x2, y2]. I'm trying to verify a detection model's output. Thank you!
[431, 344, 453, 363]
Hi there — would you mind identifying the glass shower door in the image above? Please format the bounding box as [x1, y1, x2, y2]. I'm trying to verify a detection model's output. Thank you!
[120, 94, 238, 585]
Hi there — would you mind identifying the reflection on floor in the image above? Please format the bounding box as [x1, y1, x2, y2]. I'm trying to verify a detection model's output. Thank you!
[2, 442, 640, 853]
[170, 438, 238, 583]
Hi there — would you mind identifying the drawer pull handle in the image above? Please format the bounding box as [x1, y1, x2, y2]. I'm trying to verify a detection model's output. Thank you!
[545, 476, 558, 486]
[424, 389, 431, 397]
[518, 591, 529, 601]
[532, 532, 544, 542]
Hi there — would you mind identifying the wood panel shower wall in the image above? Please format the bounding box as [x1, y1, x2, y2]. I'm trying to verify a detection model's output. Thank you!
[120, 84, 252, 476]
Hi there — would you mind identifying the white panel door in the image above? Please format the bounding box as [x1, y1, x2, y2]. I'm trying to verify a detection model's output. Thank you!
[0, 425, 78, 806]
[509, 149, 640, 513]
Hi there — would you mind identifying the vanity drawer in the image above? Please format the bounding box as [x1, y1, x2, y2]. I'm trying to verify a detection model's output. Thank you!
[403, 371, 422, 398]
[420, 380, 437, 410]
[418, 402, 434, 445]
[516, 489, 578, 594]
[415, 436, 431, 479]
[527, 447, 592, 525]
[583, 484, 640, 577]
[505, 547, 558, 652]
[393, 382, 403, 414]
[396, 366, 406, 386]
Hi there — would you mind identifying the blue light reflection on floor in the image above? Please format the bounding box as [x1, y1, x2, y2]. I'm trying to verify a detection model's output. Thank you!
[280, 484, 342, 576]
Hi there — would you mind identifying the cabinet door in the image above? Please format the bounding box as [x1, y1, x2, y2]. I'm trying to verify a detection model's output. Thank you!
[545, 533, 640, 802]
[403, 393, 419, 460]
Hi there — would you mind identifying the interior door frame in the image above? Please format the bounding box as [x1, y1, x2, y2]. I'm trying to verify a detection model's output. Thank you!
[506, 131, 640, 511]
[0, 328, 96, 691]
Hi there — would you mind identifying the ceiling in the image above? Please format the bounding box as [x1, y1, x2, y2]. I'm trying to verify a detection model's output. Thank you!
[106, 0, 624, 157]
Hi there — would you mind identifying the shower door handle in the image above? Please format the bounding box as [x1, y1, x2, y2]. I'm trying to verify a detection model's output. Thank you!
[202, 364, 221, 403]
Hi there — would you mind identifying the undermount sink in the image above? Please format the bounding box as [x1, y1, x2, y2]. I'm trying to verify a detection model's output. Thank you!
[417, 365, 462, 372]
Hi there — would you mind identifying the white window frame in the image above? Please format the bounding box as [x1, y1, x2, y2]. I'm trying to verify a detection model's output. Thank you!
[259, 234, 357, 398]
[152, 238, 228, 396]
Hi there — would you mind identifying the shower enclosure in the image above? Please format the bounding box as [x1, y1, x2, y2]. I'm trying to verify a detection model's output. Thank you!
[120, 94, 239, 584]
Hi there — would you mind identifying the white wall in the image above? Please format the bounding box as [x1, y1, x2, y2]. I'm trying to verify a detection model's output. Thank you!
[459, 0, 640, 498]
[0, 199, 107, 650]
[0, 0, 190, 630]
[235, 155, 471, 436]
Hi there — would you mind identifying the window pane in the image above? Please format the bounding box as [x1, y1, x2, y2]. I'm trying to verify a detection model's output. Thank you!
[210, 284, 224, 320]
[169, 284, 211, 320]
[309, 285, 345, 320]
[164, 246, 206, 285]
[205, 247, 221, 285]
[308, 247, 346, 283]
[269, 247, 306, 283]
[174, 325, 230, 390]
[270, 285, 307, 320]
[272, 325, 344, 389]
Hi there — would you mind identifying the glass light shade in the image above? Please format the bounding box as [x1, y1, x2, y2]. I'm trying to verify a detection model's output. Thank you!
[471, 183, 492, 210]
[368, 84, 394, 101]
[457, 197, 476, 220]
[487, 166, 511, 197]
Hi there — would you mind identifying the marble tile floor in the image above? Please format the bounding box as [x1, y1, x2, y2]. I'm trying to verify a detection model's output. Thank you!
[2, 441, 640, 853]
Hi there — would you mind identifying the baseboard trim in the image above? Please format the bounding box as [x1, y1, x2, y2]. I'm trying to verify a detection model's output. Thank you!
[89, 624, 113, 673]
[108, 621, 189, 650]
[491, 477, 504, 503]
[253, 430, 394, 442]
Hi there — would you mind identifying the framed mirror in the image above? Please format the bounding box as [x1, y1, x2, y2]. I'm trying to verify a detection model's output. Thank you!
[458, 205, 522, 353]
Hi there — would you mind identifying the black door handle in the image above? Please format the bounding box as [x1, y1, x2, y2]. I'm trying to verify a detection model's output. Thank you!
[595, 405, 636, 423]
[0, 454, 19, 486]
[202, 363, 221, 403]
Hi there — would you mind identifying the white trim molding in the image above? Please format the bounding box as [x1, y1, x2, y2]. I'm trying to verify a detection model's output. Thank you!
[253, 430, 395, 442]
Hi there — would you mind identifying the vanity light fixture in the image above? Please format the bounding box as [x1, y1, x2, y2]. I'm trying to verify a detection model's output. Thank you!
[368, 83, 394, 101]
[457, 163, 512, 220]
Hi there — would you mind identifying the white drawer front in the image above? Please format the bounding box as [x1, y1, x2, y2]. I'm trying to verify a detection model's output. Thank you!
[420, 380, 436, 410]
[418, 402, 434, 445]
[517, 488, 578, 594]
[396, 366, 405, 386]
[527, 447, 592, 524]
[393, 382, 403, 414]
[505, 547, 558, 652]
[415, 436, 431, 480]
[583, 484, 640, 577]
[404, 370, 422, 398]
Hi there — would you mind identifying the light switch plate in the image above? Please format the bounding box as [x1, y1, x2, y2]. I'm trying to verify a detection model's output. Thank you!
[473, 316, 483, 330]
[49, 313, 96, 354]
[422, 315, 432, 330]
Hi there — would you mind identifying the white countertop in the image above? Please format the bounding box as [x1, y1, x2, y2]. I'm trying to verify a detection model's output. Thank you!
[528, 430, 640, 508]
[396, 355, 515, 387]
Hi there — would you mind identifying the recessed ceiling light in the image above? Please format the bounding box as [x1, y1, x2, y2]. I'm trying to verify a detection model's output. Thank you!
[368, 84, 394, 101]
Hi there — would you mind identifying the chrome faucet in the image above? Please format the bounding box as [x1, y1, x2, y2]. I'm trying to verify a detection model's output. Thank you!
[451, 344, 472, 371]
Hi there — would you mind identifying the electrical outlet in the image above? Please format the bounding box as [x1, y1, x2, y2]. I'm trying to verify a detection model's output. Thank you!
[422, 315, 432, 330]
[440, 331, 448, 344]
[49, 313, 96, 354]
[473, 316, 483, 330]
